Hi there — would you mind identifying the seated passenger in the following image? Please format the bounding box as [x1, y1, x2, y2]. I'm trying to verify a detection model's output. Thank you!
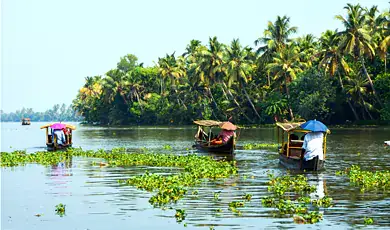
[210, 129, 235, 145]
[302, 131, 324, 161]
[53, 129, 67, 146]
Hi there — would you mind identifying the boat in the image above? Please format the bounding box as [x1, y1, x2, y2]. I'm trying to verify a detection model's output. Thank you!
[193, 120, 238, 155]
[21, 118, 31, 125]
[40, 123, 76, 151]
[385, 141, 390, 147]
[276, 120, 330, 171]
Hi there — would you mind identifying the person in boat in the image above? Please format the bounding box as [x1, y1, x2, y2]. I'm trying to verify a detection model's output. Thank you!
[210, 129, 235, 145]
[53, 128, 67, 146]
[302, 131, 324, 165]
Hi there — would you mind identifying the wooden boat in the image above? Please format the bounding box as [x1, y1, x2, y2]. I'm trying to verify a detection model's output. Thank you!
[21, 118, 31, 125]
[193, 120, 238, 155]
[40, 123, 76, 151]
[276, 121, 330, 171]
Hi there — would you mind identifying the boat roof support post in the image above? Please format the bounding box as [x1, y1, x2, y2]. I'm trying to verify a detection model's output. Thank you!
[287, 131, 290, 157]
[46, 128, 48, 144]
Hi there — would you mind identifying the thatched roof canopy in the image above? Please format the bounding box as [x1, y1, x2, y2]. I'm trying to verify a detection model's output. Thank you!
[193, 120, 222, 127]
[275, 122, 306, 132]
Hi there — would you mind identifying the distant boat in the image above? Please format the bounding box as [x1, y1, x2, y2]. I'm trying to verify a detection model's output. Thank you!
[40, 123, 76, 151]
[385, 141, 390, 147]
[21, 118, 31, 125]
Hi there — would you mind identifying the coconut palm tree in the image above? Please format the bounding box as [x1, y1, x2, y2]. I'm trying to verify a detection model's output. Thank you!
[318, 30, 359, 120]
[254, 15, 298, 86]
[295, 34, 318, 67]
[157, 53, 186, 94]
[336, 3, 383, 107]
[345, 74, 374, 120]
[266, 44, 307, 120]
[224, 39, 261, 120]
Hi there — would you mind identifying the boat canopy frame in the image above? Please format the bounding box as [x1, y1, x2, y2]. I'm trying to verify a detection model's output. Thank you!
[275, 121, 329, 159]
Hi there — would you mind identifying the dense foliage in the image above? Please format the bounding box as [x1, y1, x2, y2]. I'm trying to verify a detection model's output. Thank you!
[73, 4, 390, 125]
[0, 104, 83, 122]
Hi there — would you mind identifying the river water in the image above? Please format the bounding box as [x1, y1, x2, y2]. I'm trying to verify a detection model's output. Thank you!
[1, 122, 390, 230]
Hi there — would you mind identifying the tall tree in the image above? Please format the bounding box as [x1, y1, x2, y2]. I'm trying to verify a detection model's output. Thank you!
[267, 44, 307, 120]
[318, 30, 359, 120]
[336, 3, 383, 107]
[225, 39, 261, 120]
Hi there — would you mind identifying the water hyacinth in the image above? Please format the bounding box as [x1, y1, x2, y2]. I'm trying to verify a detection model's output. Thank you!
[55, 203, 66, 217]
[336, 165, 390, 192]
[243, 143, 278, 151]
[261, 174, 332, 224]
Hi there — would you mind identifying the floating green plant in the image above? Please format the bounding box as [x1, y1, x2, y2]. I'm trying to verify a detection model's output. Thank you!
[312, 196, 332, 208]
[364, 217, 374, 225]
[175, 209, 186, 222]
[243, 143, 278, 151]
[243, 193, 252, 201]
[163, 145, 172, 150]
[261, 174, 332, 224]
[213, 191, 221, 201]
[55, 203, 66, 217]
[336, 165, 390, 192]
[294, 211, 323, 224]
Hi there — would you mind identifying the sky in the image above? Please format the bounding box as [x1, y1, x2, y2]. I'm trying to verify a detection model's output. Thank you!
[1, 0, 389, 113]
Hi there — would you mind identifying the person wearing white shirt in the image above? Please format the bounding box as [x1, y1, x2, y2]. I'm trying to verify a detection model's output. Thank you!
[53, 129, 67, 146]
[302, 131, 324, 161]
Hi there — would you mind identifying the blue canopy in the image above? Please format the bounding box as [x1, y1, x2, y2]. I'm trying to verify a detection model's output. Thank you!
[300, 120, 328, 132]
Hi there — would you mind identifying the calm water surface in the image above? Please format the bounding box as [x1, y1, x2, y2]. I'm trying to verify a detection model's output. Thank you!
[1, 122, 390, 230]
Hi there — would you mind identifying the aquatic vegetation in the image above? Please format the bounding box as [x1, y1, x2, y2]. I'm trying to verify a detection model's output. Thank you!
[163, 144, 172, 150]
[267, 174, 316, 197]
[243, 143, 278, 151]
[0, 150, 71, 167]
[175, 209, 186, 222]
[55, 203, 66, 217]
[261, 174, 332, 224]
[312, 196, 332, 208]
[213, 191, 221, 201]
[242, 193, 252, 201]
[336, 165, 390, 192]
[119, 153, 237, 206]
[364, 217, 374, 225]
[294, 211, 323, 224]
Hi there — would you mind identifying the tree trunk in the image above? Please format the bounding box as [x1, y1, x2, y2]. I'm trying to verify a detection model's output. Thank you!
[338, 73, 360, 121]
[219, 83, 230, 100]
[240, 79, 262, 120]
[360, 95, 374, 120]
[361, 56, 383, 108]
[284, 81, 294, 121]
[208, 88, 223, 119]
[222, 82, 254, 123]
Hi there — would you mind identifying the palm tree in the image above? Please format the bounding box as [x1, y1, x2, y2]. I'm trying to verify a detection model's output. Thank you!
[345, 74, 374, 120]
[372, 10, 390, 73]
[224, 39, 261, 120]
[254, 15, 298, 86]
[318, 30, 359, 120]
[254, 15, 298, 55]
[187, 37, 226, 119]
[335, 3, 383, 107]
[295, 34, 318, 67]
[266, 44, 307, 120]
[157, 53, 186, 94]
